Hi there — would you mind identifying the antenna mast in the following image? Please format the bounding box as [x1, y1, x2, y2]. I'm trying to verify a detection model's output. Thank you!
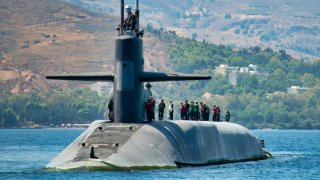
[120, 0, 124, 34]
[136, 0, 139, 31]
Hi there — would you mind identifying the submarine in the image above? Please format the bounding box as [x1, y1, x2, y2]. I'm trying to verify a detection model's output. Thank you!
[46, 0, 271, 170]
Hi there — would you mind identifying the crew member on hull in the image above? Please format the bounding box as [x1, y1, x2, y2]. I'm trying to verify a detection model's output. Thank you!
[195, 101, 200, 121]
[185, 100, 190, 120]
[180, 102, 186, 120]
[145, 98, 155, 122]
[108, 100, 114, 122]
[226, 110, 231, 122]
[168, 101, 174, 120]
[217, 106, 221, 122]
[158, 99, 166, 120]
[212, 105, 217, 121]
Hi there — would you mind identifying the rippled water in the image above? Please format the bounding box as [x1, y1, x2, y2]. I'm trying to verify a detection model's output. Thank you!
[0, 129, 319, 179]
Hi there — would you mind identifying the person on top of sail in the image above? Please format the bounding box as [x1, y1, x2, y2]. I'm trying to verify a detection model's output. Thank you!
[123, 5, 137, 31]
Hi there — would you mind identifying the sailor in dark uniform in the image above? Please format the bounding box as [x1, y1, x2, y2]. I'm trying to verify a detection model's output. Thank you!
[123, 5, 136, 31]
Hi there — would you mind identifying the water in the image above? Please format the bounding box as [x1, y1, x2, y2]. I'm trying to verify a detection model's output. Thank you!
[0, 129, 319, 179]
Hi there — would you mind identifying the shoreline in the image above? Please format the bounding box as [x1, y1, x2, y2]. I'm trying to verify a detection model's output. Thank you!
[0, 127, 319, 130]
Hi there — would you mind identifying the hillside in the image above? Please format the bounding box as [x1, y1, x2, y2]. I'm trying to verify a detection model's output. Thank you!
[1, 0, 319, 129]
[0, 0, 173, 96]
[63, 0, 320, 59]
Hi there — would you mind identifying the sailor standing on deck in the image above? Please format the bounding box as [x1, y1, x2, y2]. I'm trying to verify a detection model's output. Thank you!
[226, 110, 231, 122]
[180, 102, 186, 120]
[158, 99, 166, 120]
[200, 102, 204, 120]
[195, 102, 200, 121]
[143, 83, 153, 120]
[168, 101, 174, 120]
[150, 96, 156, 121]
[204, 104, 210, 121]
[189, 101, 195, 120]
[108, 100, 114, 122]
[212, 105, 217, 121]
[217, 106, 221, 122]
[185, 100, 190, 120]
[145, 98, 154, 122]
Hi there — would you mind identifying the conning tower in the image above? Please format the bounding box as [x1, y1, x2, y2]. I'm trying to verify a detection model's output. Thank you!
[46, 0, 211, 123]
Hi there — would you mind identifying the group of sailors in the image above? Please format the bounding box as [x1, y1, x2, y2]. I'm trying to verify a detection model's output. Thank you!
[144, 97, 174, 122]
[144, 98, 231, 123]
[179, 100, 208, 121]
[108, 97, 231, 123]
[108, 81, 231, 122]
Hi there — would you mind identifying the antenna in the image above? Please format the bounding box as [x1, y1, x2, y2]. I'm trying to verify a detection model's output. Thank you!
[136, 0, 139, 32]
[120, 0, 124, 33]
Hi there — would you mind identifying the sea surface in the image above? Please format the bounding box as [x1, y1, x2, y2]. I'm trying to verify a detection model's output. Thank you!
[0, 128, 319, 179]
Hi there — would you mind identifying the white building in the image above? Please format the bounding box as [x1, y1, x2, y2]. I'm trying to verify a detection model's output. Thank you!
[287, 86, 310, 94]
[215, 64, 268, 85]
[240, 64, 268, 75]
[215, 64, 239, 76]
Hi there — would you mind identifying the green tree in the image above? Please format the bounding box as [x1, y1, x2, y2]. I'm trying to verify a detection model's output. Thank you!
[206, 74, 234, 95]
[301, 73, 317, 87]
[238, 74, 259, 92]
[1, 108, 20, 127]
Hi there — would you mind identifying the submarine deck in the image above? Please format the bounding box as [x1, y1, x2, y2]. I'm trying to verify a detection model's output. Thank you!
[75, 123, 143, 161]
[47, 120, 269, 170]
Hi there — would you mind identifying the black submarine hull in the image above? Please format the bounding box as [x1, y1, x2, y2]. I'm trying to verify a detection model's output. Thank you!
[46, 120, 270, 170]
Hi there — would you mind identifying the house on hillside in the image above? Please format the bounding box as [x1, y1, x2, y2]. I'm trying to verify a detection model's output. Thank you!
[215, 64, 240, 76]
[240, 64, 268, 75]
[287, 86, 311, 95]
[215, 64, 268, 85]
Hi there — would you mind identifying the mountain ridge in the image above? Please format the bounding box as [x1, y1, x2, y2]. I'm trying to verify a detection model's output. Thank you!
[0, 0, 173, 95]
[63, 0, 320, 59]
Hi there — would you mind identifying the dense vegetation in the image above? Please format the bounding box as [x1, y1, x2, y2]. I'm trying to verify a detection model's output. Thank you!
[169, 37, 320, 129]
[0, 89, 108, 128]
